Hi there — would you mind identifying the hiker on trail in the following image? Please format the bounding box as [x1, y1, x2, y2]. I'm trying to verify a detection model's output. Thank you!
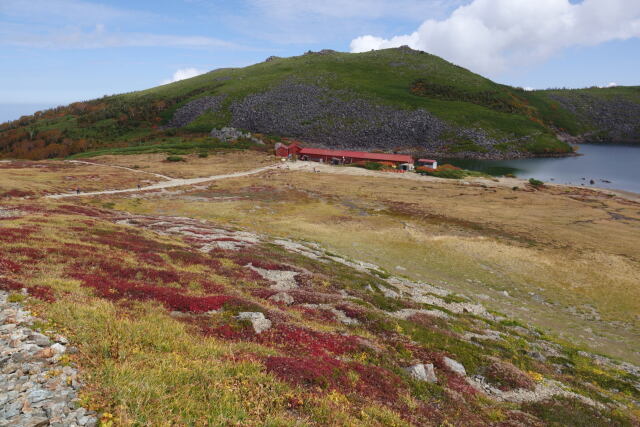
[137, 183, 141, 190]
[76, 188, 80, 195]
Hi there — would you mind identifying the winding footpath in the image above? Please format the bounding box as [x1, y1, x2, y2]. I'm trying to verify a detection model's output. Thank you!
[46, 163, 279, 199]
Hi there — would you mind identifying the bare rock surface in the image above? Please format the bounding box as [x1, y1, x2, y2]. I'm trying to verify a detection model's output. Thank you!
[0, 291, 97, 427]
[237, 312, 272, 334]
[165, 96, 226, 128]
[404, 363, 437, 383]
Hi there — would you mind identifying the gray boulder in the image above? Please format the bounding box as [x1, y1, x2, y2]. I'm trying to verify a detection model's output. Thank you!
[404, 363, 437, 383]
[443, 357, 466, 376]
[268, 292, 294, 305]
[237, 312, 272, 334]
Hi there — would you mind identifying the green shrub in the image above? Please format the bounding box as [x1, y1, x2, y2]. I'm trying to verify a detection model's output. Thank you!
[349, 161, 385, 171]
[197, 152, 209, 158]
[528, 178, 544, 187]
[166, 155, 186, 162]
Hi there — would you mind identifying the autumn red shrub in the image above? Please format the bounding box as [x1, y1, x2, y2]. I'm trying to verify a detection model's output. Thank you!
[264, 356, 347, 390]
[71, 259, 187, 285]
[0, 226, 37, 242]
[86, 230, 179, 254]
[77, 274, 233, 313]
[28, 285, 55, 302]
[446, 373, 478, 396]
[334, 304, 369, 321]
[168, 250, 210, 266]
[249, 288, 278, 300]
[201, 323, 255, 340]
[296, 306, 336, 323]
[46, 243, 97, 258]
[257, 325, 361, 357]
[8, 247, 43, 260]
[483, 358, 535, 391]
[53, 204, 110, 218]
[136, 251, 165, 265]
[0, 277, 24, 291]
[0, 189, 35, 198]
[288, 291, 340, 304]
[0, 258, 22, 273]
[264, 356, 405, 405]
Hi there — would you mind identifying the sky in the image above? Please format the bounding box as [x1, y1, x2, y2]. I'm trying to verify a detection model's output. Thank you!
[1, 0, 640, 123]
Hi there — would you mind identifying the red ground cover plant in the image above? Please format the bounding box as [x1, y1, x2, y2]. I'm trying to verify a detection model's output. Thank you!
[0, 189, 35, 198]
[287, 291, 340, 305]
[446, 373, 479, 396]
[264, 356, 405, 405]
[7, 247, 44, 260]
[76, 273, 233, 313]
[483, 358, 535, 391]
[46, 243, 99, 259]
[334, 304, 369, 322]
[295, 306, 336, 323]
[257, 325, 361, 357]
[0, 257, 22, 273]
[85, 229, 180, 254]
[27, 285, 55, 302]
[0, 226, 38, 242]
[0, 277, 24, 291]
[53, 204, 111, 218]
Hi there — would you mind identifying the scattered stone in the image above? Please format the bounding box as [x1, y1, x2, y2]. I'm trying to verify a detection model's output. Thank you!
[165, 95, 226, 128]
[443, 357, 467, 376]
[0, 291, 94, 426]
[210, 127, 263, 144]
[50, 343, 66, 355]
[268, 292, 294, 305]
[404, 363, 437, 383]
[237, 312, 272, 334]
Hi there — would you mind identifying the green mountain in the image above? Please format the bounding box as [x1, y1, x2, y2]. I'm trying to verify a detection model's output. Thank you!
[2, 47, 639, 160]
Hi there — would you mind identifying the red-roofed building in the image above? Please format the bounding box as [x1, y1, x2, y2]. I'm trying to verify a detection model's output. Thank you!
[275, 142, 414, 167]
[417, 158, 438, 169]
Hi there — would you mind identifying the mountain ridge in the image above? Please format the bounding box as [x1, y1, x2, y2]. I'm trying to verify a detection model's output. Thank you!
[1, 47, 639, 160]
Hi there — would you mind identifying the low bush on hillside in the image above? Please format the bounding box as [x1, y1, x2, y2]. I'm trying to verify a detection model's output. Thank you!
[528, 178, 544, 188]
[166, 155, 186, 162]
[416, 164, 486, 179]
[349, 161, 387, 171]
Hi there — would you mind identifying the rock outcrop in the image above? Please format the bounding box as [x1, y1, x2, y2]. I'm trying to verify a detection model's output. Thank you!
[165, 95, 226, 128]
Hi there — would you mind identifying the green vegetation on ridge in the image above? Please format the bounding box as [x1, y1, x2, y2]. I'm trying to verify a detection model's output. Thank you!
[1, 48, 638, 160]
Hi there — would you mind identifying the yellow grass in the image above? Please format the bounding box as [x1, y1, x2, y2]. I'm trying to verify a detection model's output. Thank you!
[91, 150, 276, 179]
[94, 161, 640, 363]
[0, 160, 159, 196]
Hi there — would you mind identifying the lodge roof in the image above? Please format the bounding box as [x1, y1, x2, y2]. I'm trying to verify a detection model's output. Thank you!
[298, 148, 414, 163]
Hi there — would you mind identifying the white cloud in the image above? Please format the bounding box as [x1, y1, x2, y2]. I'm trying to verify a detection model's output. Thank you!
[602, 82, 618, 88]
[162, 68, 206, 85]
[350, 0, 640, 76]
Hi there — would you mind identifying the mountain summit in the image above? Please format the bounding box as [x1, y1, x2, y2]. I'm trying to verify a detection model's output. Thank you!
[2, 47, 639, 160]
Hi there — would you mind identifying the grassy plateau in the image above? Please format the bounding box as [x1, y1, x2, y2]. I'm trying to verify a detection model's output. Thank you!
[1, 151, 639, 425]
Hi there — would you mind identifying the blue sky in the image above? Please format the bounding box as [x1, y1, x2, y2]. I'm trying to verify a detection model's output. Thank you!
[1, 0, 640, 123]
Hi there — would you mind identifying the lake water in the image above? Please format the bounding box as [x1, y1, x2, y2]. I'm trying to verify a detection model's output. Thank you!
[441, 144, 640, 194]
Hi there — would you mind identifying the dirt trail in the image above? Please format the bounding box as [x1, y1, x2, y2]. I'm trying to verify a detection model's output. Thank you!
[46, 164, 279, 199]
[67, 160, 173, 180]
